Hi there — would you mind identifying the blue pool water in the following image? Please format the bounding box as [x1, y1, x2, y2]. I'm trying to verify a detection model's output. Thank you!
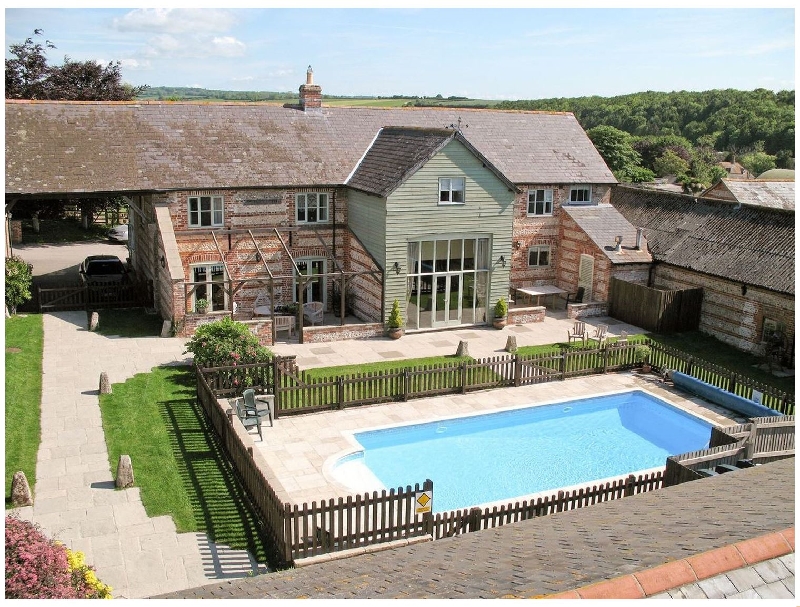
[334, 390, 711, 513]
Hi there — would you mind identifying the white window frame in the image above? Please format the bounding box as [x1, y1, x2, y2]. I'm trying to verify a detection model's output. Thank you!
[190, 263, 228, 312]
[569, 186, 592, 205]
[438, 177, 466, 205]
[528, 245, 551, 267]
[527, 189, 554, 216]
[296, 192, 330, 224]
[188, 195, 224, 227]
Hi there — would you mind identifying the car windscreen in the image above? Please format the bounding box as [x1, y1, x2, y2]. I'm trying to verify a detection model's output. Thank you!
[85, 260, 124, 275]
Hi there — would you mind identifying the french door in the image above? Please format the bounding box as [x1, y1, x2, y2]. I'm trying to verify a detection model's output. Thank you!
[295, 258, 326, 305]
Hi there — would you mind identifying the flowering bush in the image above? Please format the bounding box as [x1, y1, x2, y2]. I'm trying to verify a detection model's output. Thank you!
[5, 256, 33, 314]
[184, 316, 271, 368]
[5, 515, 112, 599]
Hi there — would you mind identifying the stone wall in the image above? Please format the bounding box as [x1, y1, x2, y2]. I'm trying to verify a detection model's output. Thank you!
[652, 264, 794, 356]
[508, 306, 546, 325]
[567, 301, 608, 319]
[302, 323, 384, 343]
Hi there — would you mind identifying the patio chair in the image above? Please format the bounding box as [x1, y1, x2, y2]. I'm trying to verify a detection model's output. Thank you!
[242, 387, 274, 427]
[303, 301, 324, 326]
[616, 330, 628, 346]
[587, 323, 609, 348]
[565, 287, 585, 309]
[230, 396, 262, 440]
[273, 314, 294, 337]
[567, 321, 587, 346]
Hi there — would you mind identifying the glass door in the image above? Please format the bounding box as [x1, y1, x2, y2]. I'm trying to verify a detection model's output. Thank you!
[295, 259, 326, 305]
[432, 273, 462, 328]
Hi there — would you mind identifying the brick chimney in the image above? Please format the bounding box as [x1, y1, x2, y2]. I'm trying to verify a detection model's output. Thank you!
[299, 65, 322, 111]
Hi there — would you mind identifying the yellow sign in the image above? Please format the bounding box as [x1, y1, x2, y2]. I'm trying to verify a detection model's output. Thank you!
[415, 490, 432, 514]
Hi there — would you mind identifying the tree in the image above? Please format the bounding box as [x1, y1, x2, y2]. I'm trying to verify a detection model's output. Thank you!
[5, 257, 33, 315]
[739, 151, 777, 177]
[653, 149, 690, 178]
[6, 29, 147, 100]
[587, 125, 648, 182]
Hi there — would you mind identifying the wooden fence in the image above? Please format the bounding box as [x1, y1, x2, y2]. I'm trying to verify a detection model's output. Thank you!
[608, 277, 703, 333]
[203, 341, 793, 418]
[38, 280, 153, 312]
[197, 340, 794, 567]
[664, 415, 795, 486]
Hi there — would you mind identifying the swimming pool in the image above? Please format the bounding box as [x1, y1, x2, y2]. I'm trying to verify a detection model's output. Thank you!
[330, 390, 712, 513]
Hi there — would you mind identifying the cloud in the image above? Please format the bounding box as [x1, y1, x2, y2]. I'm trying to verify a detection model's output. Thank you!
[113, 8, 237, 34]
[119, 58, 151, 71]
[212, 36, 246, 57]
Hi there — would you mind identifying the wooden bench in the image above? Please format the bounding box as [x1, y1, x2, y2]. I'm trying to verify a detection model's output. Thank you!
[273, 314, 294, 337]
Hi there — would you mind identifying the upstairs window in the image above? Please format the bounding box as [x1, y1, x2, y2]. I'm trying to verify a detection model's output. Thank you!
[569, 186, 592, 205]
[528, 245, 550, 267]
[188, 196, 224, 227]
[297, 193, 329, 224]
[439, 177, 465, 205]
[527, 189, 553, 216]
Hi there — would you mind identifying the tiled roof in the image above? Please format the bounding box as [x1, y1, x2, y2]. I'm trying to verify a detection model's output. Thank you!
[702, 179, 795, 211]
[5, 101, 616, 196]
[561, 205, 652, 264]
[611, 185, 795, 295]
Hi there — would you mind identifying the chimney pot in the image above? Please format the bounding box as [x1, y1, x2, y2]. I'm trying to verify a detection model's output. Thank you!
[306, 65, 313, 85]
[635, 227, 644, 250]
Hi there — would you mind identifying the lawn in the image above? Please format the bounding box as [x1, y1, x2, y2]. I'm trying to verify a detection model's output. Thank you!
[20, 218, 112, 244]
[99, 365, 270, 565]
[5, 314, 44, 507]
[301, 355, 472, 380]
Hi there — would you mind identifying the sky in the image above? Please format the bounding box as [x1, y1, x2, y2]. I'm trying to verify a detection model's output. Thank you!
[4, 4, 795, 100]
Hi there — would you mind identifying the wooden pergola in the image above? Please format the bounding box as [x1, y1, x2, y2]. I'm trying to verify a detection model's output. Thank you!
[180, 226, 385, 344]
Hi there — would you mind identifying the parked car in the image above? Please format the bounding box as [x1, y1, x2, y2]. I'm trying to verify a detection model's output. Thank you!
[108, 224, 128, 243]
[79, 255, 127, 285]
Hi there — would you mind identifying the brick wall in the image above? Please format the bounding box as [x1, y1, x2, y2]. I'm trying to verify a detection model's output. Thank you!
[8, 220, 22, 244]
[653, 265, 794, 355]
[557, 212, 612, 301]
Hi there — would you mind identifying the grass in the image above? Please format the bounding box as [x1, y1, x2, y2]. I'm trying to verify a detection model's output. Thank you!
[20, 218, 111, 244]
[301, 355, 472, 381]
[94, 309, 164, 338]
[99, 365, 270, 564]
[5, 314, 44, 507]
[647, 331, 794, 394]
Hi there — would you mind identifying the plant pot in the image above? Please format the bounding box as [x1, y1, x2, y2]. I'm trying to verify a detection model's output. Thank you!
[388, 327, 404, 340]
[196, 308, 207, 315]
[492, 317, 507, 329]
[641, 363, 652, 374]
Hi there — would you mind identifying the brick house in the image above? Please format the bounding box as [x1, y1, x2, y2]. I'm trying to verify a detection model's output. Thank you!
[7, 69, 630, 343]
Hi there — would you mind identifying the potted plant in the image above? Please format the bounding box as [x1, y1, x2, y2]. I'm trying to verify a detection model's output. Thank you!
[195, 298, 209, 314]
[634, 344, 652, 373]
[492, 297, 508, 329]
[387, 299, 404, 339]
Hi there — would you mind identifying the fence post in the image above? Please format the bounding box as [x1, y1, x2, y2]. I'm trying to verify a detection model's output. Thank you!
[403, 369, 410, 402]
[272, 357, 281, 417]
[624, 474, 636, 497]
[461, 362, 467, 395]
[729, 373, 737, 395]
[559, 350, 566, 380]
[337, 377, 345, 410]
[422, 478, 434, 536]
[603, 346, 609, 374]
[514, 354, 521, 387]
[686, 355, 694, 376]
[468, 507, 482, 533]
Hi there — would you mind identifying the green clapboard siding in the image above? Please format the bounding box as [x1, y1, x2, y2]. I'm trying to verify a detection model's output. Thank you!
[347, 189, 387, 268]
[383, 140, 514, 320]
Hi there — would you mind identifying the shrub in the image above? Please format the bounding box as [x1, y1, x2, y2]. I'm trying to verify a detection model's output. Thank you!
[5, 515, 111, 599]
[494, 297, 508, 318]
[183, 316, 271, 368]
[387, 299, 403, 329]
[5, 256, 33, 314]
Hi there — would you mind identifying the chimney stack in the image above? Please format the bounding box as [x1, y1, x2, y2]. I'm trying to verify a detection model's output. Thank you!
[299, 65, 322, 111]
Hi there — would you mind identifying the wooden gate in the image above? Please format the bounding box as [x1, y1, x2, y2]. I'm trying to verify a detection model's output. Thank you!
[608, 277, 702, 333]
[38, 281, 153, 312]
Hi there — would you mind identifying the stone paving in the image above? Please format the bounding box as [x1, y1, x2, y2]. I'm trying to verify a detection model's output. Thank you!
[10, 312, 265, 599]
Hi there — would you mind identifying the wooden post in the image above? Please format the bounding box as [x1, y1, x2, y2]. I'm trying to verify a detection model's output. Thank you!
[514, 354, 522, 387]
[468, 507, 481, 532]
[403, 369, 410, 402]
[624, 474, 636, 497]
[729, 372, 737, 394]
[744, 421, 758, 460]
[686, 355, 694, 376]
[422, 478, 434, 536]
[272, 356, 281, 417]
[559, 350, 566, 380]
[603, 346, 609, 374]
[337, 377, 345, 410]
[461, 362, 467, 394]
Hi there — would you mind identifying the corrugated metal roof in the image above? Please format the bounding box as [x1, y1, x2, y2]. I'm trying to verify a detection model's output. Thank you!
[702, 179, 795, 211]
[611, 185, 795, 295]
[5, 101, 616, 195]
[561, 204, 652, 264]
